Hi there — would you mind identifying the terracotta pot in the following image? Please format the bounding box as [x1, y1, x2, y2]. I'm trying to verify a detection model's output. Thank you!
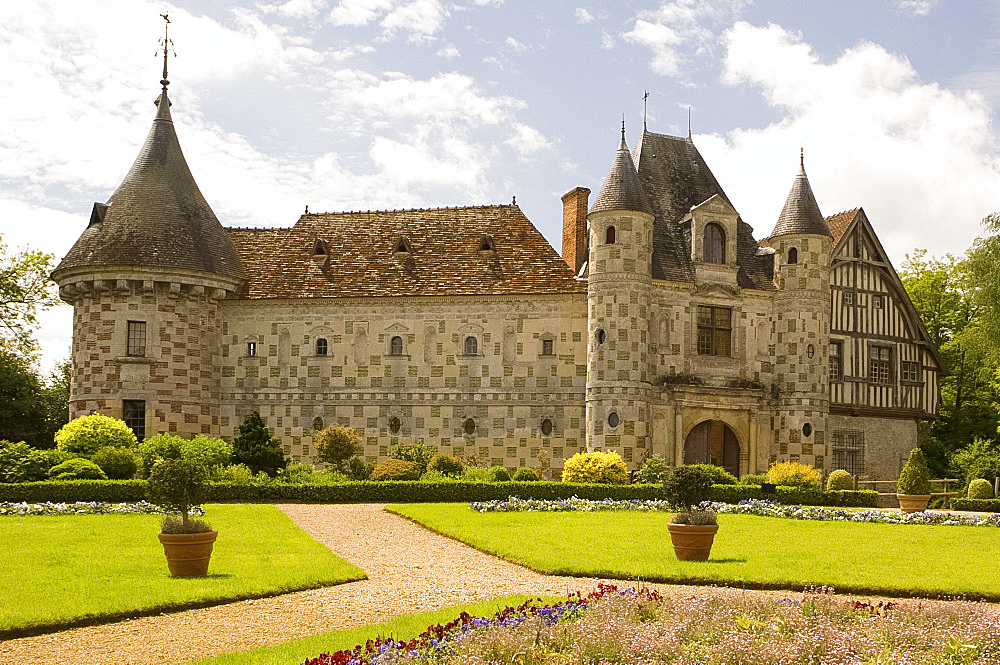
[667, 523, 719, 561]
[896, 494, 931, 514]
[158, 530, 218, 577]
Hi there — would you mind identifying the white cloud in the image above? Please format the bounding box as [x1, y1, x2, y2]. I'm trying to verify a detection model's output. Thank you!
[505, 36, 528, 53]
[437, 44, 460, 58]
[575, 8, 594, 24]
[698, 21, 1000, 264]
[894, 0, 937, 17]
[329, 0, 449, 40]
[504, 123, 553, 158]
[600, 30, 615, 50]
[261, 0, 328, 19]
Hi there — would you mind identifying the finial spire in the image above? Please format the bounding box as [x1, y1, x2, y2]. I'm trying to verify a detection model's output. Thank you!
[156, 13, 175, 91]
[687, 106, 692, 140]
[643, 90, 649, 129]
[621, 115, 626, 144]
[800, 146, 804, 170]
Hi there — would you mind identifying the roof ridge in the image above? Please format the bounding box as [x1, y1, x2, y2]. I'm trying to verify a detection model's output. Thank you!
[824, 207, 861, 220]
[298, 203, 517, 216]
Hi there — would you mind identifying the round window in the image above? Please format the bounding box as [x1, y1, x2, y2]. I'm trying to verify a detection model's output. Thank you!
[596, 329, 607, 344]
[802, 422, 812, 437]
[608, 412, 620, 428]
[463, 418, 476, 435]
[541, 418, 553, 436]
[312, 417, 324, 431]
[389, 416, 401, 434]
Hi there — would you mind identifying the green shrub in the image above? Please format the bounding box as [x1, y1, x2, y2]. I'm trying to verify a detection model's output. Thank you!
[147, 459, 209, 529]
[182, 436, 233, 469]
[54, 414, 137, 457]
[232, 411, 287, 477]
[389, 442, 438, 476]
[138, 433, 184, 477]
[48, 458, 107, 480]
[662, 466, 713, 512]
[737, 473, 766, 487]
[951, 437, 1000, 487]
[968, 478, 994, 500]
[211, 463, 267, 485]
[0, 441, 51, 483]
[313, 425, 362, 472]
[766, 462, 822, 490]
[91, 446, 139, 480]
[826, 469, 854, 492]
[419, 470, 459, 482]
[489, 465, 512, 482]
[512, 467, 541, 482]
[427, 453, 464, 478]
[897, 448, 931, 495]
[370, 459, 420, 481]
[633, 455, 670, 484]
[346, 457, 373, 481]
[276, 462, 348, 485]
[953, 498, 1000, 512]
[462, 466, 492, 482]
[685, 464, 737, 485]
[562, 451, 628, 484]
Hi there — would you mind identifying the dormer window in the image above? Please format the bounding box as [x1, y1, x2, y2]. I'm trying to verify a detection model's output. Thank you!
[479, 235, 495, 252]
[312, 239, 328, 261]
[703, 223, 725, 264]
[787, 247, 798, 264]
[395, 236, 411, 253]
[605, 226, 616, 244]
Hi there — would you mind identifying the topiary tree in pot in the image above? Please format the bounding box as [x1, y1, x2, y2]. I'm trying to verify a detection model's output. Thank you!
[662, 466, 718, 561]
[147, 458, 216, 577]
[896, 448, 932, 514]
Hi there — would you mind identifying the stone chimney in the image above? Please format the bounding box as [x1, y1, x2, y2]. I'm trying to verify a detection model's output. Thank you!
[561, 187, 590, 275]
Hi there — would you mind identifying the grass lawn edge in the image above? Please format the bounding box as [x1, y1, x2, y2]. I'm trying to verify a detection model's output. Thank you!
[386, 505, 1000, 604]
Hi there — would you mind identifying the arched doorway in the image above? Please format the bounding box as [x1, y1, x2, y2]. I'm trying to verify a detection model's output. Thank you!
[684, 420, 740, 477]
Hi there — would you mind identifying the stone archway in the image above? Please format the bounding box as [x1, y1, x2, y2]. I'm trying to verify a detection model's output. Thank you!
[684, 420, 740, 477]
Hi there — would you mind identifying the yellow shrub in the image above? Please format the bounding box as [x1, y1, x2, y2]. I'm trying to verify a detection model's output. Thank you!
[562, 451, 628, 484]
[766, 461, 822, 490]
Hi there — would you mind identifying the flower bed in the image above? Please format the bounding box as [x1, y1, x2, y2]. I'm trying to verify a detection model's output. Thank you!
[300, 584, 1000, 665]
[0, 501, 205, 516]
[471, 496, 1000, 527]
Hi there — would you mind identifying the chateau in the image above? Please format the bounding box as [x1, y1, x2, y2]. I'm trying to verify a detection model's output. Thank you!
[52, 79, 943, 480]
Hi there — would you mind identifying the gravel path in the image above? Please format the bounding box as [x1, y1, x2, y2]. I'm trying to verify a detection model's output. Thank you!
[0, 504, 614, 665]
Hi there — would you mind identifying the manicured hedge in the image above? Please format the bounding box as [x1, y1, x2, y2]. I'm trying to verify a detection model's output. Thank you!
[952, 498, 1000, 513]
[0, 479, 878, 507]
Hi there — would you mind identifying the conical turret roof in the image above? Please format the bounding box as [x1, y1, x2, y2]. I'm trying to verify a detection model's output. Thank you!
[769, 152, 831, 238]
[590, 134, 653, 216]
[55, 89, 245, 281]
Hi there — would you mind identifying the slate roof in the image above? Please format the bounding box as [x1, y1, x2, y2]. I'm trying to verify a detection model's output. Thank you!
[630, 129, 775, 290]
[590, 137, 653, 215]
[227, 205, 584, 299]
[769, 159, 832, 238]
[54, 90, 245, 281]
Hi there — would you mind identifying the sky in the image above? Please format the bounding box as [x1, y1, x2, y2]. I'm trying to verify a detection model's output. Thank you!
[3, 0, 1000, 373]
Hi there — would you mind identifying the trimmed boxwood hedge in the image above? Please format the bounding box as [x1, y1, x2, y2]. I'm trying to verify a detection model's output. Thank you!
[0, 479, 878, 507]
[952, 498, 1000, 513]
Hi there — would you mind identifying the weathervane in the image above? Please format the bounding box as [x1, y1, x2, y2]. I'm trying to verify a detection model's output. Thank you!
[155, 13, 176, 90]
[643, 90, 649, 128]
[621, 114, 626, 143]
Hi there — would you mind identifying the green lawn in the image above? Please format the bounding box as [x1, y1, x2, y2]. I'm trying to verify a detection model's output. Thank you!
[0, 505, 365, 636]
[186, 595, 537, 665]
[389, 503, 1000, 600]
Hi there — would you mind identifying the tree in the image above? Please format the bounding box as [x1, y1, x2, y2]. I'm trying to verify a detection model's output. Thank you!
[314, 425, 362, 472]
[232, 411, 287, 476]
[0, 235, 59, 358]
[0, 349, 48, 447]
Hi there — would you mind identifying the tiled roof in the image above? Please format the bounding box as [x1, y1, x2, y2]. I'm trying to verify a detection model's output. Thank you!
[227, 205, 585, 299]
[631, 130, 775, 290]
[825, 208, 860, 245]
[770, 161, 832, 238]
[54, 90, 245, 281]
[590, 138, 653, 215]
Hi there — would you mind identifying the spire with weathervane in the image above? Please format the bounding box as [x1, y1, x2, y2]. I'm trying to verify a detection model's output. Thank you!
[769, 148, 832, 238]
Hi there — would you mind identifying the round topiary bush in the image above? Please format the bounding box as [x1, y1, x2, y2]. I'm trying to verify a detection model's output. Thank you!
[897, 448, 931, 495]
[92, 446, 139, 480]
[55, 414, 137, 457]
[826, 469, 854, 492]
[968, 478, 994, 500]
[662, 465, 714, 514]
[48, 458, 108, 480]
[685, 464, 737, 485]
[766, 461, 822, 490]
[489, 465, 512, 482]
[147, 458, 210, 532]
[427, 453, 464, 478]
[562, 451, 628, 484]
[369, 459, 420, 481]
[512, 467, 541, 482]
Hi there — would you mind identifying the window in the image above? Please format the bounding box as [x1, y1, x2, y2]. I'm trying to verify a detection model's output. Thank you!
[464, 336, 478, 356]
[122, 400, 146, 441]
[605, 226, 616, 244]
[463, 418, 476, 435]
[389, 416, 401, 434]
[843, 291, 854, 306]
[247, 341, 257, 357]
[869, 345, 892, 385]
[787, 247, 798, 264]
[313, 417, 324, 430]
[127, 321, 146, 357]
[390, 336, 404, 356]
[541, 339, 554, 356]
[703, 223, 725, 264]
[540, 418, 553, 436]
[395, 237, 410, 253]
[607, 412, 620, 428]
[832, 431, 864, 477]
[697, 306, 732, 356]
[872, 294, 883, 309]
[902, 361, 921, 383]
[315, 338, 328, 356]
[802, 423, 812, 438]
[829, 340, 843, 382]
[479, 235, 495, 252]
[596, 329, 607, 345]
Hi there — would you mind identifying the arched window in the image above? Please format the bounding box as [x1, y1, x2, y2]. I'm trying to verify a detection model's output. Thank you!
[703, 223, 725, 264]
[389, 336, 403, 356]
[315, 338, 328, 356]
[313, 417, 324, 431]
[788, 247, 798, 264]
[605, 226, 616, 244]
[464, 336, 478, 356]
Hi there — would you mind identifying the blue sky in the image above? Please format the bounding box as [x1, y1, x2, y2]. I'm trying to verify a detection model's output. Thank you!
[2, 0, 999, 371]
